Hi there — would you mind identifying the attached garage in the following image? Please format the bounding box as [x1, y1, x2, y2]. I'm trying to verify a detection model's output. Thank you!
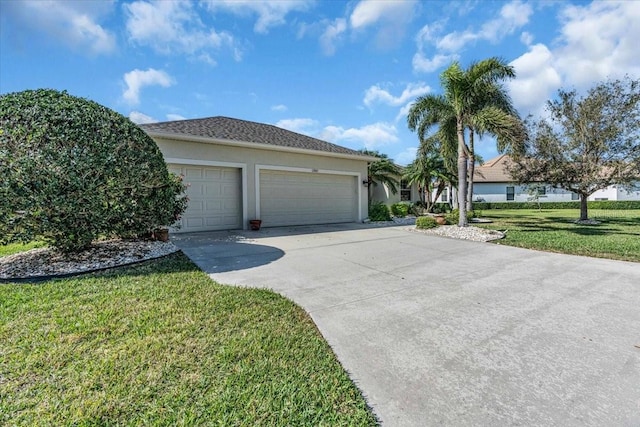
[168, 164, 242, 232]
[258, 169, 358, 227]
[142, 116, 375, 233]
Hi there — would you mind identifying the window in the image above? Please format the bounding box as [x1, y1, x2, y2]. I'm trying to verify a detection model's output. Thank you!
[537, 186, 546, 196]
[400, 180, 411, 201]
[441, 191, 448, 202]
[571, 192, 579, 200]
[506, 186, 515, 201]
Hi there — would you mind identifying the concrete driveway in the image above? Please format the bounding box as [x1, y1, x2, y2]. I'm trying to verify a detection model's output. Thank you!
[172, 224, 640, 426]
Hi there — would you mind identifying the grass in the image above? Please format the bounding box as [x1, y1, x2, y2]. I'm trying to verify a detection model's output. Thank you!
[1, 253, 377, 426]
[0, 241, 46, 257]
[477, 209, 640, 262]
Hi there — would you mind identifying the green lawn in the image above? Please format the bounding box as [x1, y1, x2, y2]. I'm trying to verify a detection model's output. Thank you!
[1, 253, 377, 426]
[477, 209, 640, 262]
[0, 241, 46, 257]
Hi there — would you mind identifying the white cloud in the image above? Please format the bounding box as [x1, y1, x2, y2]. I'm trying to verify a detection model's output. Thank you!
[520, 31, 534, 46]
[507, 1, 640, 116]
[319, 122, 399, 149]
[320, 18, 347, 56]
[554, 1, 640, 87]
[124, 1, 239, 61]
[412, 52, 455, 73]
[202, 0, 314, 33]
[394, 147, 418, 166]
[349, 0, 417, 49]
[363, 82, 431, 108]
[2, 0, 115, 54]
[271, 104, 288, 112]
[166, 114, 187, 121]
[275, 118, 319, 135]
[122, 68, 174, 105]
[412, 0, 532, 73]
[129, 111, 157, 124]
[507, 43, 562, 115]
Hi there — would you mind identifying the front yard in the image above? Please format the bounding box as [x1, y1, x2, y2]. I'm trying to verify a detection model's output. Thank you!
[1, 253, 377, 426]
[477, 209, 640, 262]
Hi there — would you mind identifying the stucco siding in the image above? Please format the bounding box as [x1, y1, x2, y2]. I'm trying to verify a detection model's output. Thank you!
[154, 136, 369, 228]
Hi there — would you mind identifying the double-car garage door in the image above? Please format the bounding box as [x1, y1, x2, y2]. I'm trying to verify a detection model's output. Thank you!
[169, 164, 358, 232]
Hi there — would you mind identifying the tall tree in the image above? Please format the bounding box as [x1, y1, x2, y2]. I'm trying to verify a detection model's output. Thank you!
[508, 77, 640, 221]
[408, 58, 525, 226]
[360, 149, 401, 203]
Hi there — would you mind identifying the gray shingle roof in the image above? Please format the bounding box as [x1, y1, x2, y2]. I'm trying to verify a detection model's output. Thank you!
[140, 116, 368, 158]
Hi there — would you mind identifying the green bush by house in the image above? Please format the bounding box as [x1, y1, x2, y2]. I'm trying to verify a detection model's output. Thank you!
[445, 209, 477, 225]
[473, 200, 640, 210]
[390, 202, 410, 217]
[368, 201, 391, 221]
[416, 216, 438, 229]
[0, 89, 188, 252]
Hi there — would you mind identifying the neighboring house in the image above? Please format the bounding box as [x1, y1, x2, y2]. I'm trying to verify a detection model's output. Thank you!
[141, 116, 377, 232]
[436, 154, 640, 203]
[370, 174, 420, 205]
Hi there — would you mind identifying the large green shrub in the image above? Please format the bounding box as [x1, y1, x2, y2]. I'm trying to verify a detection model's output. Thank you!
[416, 216, 438, 229]
[390, 202, 410, 217]
[0, 89, 187, 252]
[368, 201, 391, 221]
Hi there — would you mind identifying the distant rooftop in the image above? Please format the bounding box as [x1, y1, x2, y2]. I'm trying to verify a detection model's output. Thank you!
[474, 154, 513, 183]
[141, 116, 369, 158]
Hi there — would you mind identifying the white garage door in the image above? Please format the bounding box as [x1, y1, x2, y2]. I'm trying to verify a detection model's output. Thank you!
[259, 170, 357, 227]
[168, 164, 242, 232]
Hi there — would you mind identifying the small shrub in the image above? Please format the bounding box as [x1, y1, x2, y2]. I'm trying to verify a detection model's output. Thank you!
[390, 202, 410, 217]
[416, 216, 438, 229]
[368, 201, 391, 221]
[0, 89, 188, 252]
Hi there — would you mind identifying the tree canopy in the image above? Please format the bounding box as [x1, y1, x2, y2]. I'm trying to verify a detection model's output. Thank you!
[0, 89, 187, 252]
[508, 77, 640, 221]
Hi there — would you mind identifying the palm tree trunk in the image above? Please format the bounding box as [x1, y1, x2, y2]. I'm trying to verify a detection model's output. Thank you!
[457, 120, 468, 227]
[466, 130, 475, 213]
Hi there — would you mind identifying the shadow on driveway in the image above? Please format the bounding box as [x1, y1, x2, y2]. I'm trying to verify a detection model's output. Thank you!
[171, 232, 284, 274]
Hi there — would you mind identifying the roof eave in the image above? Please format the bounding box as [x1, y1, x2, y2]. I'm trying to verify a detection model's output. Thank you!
[144, 130, 378, 162]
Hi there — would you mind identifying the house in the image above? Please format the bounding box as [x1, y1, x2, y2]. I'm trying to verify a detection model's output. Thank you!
[370, 174, 420, 205]
[441, 154, 640, 203]
[141, 116, 377, 232]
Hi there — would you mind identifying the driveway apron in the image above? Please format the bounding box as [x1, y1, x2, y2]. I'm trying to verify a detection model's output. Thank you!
[172, 224, 640, 426]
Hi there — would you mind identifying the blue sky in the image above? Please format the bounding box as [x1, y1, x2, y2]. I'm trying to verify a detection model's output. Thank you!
[1, 0, 638, 165]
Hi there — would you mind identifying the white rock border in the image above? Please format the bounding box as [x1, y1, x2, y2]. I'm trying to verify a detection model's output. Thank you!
[1, 239, 179, 280]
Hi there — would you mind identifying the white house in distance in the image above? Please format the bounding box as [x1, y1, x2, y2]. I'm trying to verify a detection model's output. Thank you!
[462, 154, 640, 203]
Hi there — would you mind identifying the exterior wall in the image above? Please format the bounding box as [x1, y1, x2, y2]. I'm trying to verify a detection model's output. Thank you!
[371, 181, 421, 205]
[473, 182, 640, 202]
[154, 136, 370, 227]
[473, 183, 577, 202]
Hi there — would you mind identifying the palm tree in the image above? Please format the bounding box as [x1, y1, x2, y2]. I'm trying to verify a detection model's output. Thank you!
[403, 152, 453, 212]
[408, 57, 525, 226]
[360, 149, 401, 203]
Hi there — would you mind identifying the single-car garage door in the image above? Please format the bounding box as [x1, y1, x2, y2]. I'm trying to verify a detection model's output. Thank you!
[259, 170, 357, 227]
[168, 164, 242, 232]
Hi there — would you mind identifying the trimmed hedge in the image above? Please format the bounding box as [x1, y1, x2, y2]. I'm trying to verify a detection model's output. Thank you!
[416, 216, 438, 229]
[0, 89, 188, 252]
[472, 201, 640, 210]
